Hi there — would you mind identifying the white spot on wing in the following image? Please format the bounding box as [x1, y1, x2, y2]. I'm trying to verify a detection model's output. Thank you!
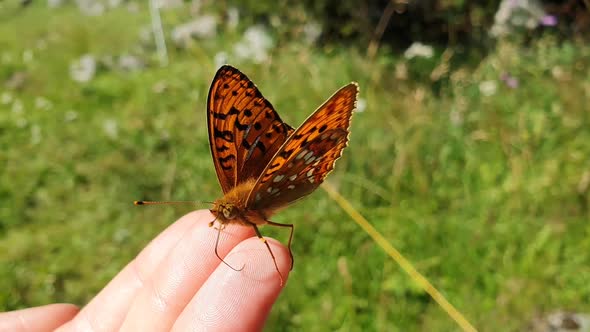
[273, 175, 284, 182]
[288, 174, 297, 181]
[287, 184, 295, 190]
[296, 150, 308, 160]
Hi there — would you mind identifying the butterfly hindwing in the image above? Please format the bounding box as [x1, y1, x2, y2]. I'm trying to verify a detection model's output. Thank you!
[246, 83, 358, 210]
[207, 66, 294, 193]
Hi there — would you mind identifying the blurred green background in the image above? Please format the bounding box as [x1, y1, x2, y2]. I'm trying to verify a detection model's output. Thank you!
[1, 0, 589, 331]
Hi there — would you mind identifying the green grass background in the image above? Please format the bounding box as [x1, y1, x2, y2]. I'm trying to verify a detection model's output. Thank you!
[1, 3, 589, 331]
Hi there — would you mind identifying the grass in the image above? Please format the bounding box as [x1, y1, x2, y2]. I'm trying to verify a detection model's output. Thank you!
[1, 3, 590, 331]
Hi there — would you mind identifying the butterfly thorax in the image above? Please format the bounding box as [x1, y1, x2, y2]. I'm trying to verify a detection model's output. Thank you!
[211, 178, 269, 226]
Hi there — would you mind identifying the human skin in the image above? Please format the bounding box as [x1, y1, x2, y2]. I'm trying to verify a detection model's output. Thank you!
[0, 210, 290, 332]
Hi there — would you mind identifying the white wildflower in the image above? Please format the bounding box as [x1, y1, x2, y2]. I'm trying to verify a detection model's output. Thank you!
[23, 50, 33, 63]
[118, 55, 144, 72]
[103, 119, 118, 139]
[35, 97, 53, 111]
[545, 311, 590, 331]
[302, 21, 322, 45]
[234, 26, 273, 64]
[1, 92, 12, 105]
[48, 0, 64, 8]
[171, 15, 218, 47]
[108, 0, 123, 8]
[479, 80, 498, 97]
[491, 0, 547, 37]
[138, 26, 152, 45]
[227, 7, 239, 30]
[214, 52, 229, 69]
[152, 81, 167, 94]
[76, 0, 105, 16]
[70, 54, 96, 82]
[11, 99, 23, 114]
[154, 0, 183, 9]
[404, 42, 434, 59]
[64, 110, 78, 122]
[450, 108, 463, 126]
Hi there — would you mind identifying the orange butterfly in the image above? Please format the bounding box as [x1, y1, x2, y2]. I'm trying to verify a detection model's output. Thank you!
[138, 65, 358, 285]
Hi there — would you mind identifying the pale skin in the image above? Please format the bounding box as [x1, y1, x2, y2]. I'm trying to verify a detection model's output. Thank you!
[210, 178, 295, 286]
[0, 210, 290, 332]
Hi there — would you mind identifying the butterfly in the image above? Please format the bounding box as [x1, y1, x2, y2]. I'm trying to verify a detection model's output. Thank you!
[137, 65, 358, 285]
[206, 65, 358, 283]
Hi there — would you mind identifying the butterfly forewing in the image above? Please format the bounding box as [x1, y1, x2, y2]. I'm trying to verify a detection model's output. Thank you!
[246, 83, 358, 210]
[207, 66, 294, 193]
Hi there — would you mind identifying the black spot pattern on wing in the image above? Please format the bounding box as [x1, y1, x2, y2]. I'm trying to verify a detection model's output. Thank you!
[246, 82, 358, 209]
[207, 65, 294, 193]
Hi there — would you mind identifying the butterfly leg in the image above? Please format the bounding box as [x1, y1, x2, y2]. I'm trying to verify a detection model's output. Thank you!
[251, 224, 285, 286]
[265, 220, 294, 270]
[213, 222, 244, 272]
[208, 215, 225, 230]
[210, 223, 226, 231]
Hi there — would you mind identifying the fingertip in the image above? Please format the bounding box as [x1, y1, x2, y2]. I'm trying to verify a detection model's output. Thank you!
[81, 209, 255, 332]
[173, 237, 291, 331]
[0, 303, 80, 332]
[53, 303, 80, 316]
[228, 237, 291, 287]
[118, 210, 259, 331]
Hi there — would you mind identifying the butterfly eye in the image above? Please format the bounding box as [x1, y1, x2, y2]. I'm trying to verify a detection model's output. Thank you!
[222, 205, 236, 219]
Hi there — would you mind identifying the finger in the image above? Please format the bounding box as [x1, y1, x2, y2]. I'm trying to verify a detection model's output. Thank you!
[172, 237, 290, 332]
[57, 210, 203, 332]
[119, 210, 255, 331]
[0, 303, 79, 331]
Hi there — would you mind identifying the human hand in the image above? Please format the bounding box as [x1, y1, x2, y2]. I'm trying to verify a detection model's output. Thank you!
[0, 210, 291, 331]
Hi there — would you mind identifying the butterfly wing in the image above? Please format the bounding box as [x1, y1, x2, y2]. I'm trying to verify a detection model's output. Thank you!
[207, 65, 294, 194]
[246, 82, 358, 210]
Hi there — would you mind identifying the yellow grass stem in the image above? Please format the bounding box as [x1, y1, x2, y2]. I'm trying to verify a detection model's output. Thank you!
[322, 183, 478, 332]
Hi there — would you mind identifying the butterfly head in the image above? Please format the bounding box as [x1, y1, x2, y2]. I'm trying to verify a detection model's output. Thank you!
[211, 201, 239, 223]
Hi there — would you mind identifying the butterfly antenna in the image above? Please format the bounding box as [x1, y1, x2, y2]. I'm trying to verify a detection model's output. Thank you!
[134, 200, 211, 206]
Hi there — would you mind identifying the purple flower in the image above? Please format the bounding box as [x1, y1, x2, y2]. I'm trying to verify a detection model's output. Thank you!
[501, 73, 519, 89]
[540, 15, 558, 26]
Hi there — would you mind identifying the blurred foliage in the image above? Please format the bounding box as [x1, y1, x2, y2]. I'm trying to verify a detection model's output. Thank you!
[1, 1, 590, 331]
[235, 0, 589, 49]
